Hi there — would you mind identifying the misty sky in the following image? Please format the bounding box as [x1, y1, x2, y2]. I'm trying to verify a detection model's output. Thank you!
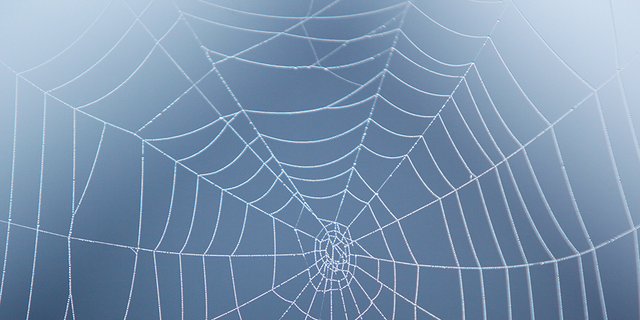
[1, 0, 640, 319]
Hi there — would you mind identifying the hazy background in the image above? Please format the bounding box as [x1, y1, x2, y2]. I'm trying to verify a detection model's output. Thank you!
[1, 0, 639, 319]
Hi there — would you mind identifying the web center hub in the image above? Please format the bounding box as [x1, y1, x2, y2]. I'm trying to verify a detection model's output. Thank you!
[312, 221, 356, 292]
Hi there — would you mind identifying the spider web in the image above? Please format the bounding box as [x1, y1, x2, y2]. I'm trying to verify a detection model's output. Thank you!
[1, 0, 640, 319]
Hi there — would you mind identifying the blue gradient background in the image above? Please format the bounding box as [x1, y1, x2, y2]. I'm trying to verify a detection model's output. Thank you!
[1, 0, 640, 319]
